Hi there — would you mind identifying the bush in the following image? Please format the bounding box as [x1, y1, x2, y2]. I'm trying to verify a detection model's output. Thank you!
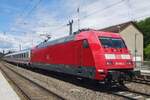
[144, 44, 150, 60]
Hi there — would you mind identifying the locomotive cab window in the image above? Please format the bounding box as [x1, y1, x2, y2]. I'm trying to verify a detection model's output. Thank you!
[99, 37, 126, 48]
[82, 39, 89, 48]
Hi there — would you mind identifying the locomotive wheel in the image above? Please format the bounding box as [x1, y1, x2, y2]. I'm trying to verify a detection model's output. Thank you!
[104, 78, 113, 89]
[118, 78, 126, 86]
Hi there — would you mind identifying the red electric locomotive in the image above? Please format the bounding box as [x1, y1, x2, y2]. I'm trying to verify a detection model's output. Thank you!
[4, 29, 140, 84]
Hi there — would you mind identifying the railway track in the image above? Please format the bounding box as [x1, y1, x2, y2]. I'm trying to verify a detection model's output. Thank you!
[0, 62, 65, 100]
[112, 75, 150, 99]
[0, 65, 31, 100]
[109, 86, 150, 100]
[131, 78, 150, 85]
[128, 73, 150, 85]
[1, 61, 150, 100]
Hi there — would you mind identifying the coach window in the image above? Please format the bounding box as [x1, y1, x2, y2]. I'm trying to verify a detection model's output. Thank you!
[26, 53, 28, 58]
[24, 53, 26, 58]
[27, 53, 29, 58]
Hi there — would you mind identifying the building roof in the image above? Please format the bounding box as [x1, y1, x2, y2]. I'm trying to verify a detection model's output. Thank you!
[99, 21, 143, 34]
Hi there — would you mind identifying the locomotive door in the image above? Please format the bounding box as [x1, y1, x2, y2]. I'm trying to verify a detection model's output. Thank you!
[76, 40, 86, 77]
[76, 40, 83, 66]
[75, 40, 84, 75]
[76, 40, 89, 66]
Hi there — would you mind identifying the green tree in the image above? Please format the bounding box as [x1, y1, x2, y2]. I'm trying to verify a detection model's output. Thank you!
[136, 17, 150, 60]
[144, 44, 150, 59]
[136, 17, 150, 47]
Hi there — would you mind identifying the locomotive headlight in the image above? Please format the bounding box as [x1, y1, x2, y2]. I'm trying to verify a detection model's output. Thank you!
[105, 54, 115, 59]
[98, 69, 105, 74]
[121, 54, 130, 59]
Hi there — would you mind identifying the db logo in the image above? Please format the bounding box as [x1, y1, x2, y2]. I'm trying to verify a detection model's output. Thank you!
[116, 55, 121, 59]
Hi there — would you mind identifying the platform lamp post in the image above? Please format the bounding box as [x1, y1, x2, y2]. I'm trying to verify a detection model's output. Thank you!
[134, 33, 138, 68]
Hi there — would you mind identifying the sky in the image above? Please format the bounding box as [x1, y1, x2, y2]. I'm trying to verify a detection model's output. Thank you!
[0, 0, 150, 52]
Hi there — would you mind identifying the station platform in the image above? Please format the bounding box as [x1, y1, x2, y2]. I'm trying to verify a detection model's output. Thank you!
[0, 71, 20, 100]
[140, 69, 150, 76]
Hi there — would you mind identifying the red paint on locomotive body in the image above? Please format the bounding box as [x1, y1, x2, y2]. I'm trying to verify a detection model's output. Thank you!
[30, 30, 134, 80]
[74, 30, 133, 80]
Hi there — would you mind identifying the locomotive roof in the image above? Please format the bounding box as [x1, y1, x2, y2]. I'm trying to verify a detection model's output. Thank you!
[36, 35, 75, 48]
[35, 29, 93, 48]
[35, 29, 121, 49]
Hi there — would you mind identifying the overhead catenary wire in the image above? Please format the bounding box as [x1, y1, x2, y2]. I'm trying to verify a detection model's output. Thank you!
[4, 0, 33, 33]
[13, 0, 43, 26]
[3, 0, 150, 52]
[24, 0, 43, 19]
[80, 0, 125, 20]
[72, 0, 150, 30]
[69, 0, 125, 31]
[7, 0, 67, 35]
[9, 0, 126, 35]
[124, 0, 134, 21]
[7, 0, 43, 33]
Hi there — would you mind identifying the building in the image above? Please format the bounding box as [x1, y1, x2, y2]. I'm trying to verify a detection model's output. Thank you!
[99, 21, 144, 66]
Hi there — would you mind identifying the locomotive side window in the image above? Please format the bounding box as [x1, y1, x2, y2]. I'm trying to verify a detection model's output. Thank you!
[82, 39, 89, 48]
[99, 37, 112, 48]
[112, 38, 126, 48]
[99, 37, 126, 48]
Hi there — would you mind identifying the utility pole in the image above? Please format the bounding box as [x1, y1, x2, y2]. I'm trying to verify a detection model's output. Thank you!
[19, 44, 21, 51]
[2, 50, 5, 54]
[67, 20, 73, 35]
[77, 7, 80, 31]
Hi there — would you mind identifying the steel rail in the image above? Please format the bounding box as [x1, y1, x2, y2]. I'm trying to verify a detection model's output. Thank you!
[0, 67, 31, 100]
[1, 62, 66, 100]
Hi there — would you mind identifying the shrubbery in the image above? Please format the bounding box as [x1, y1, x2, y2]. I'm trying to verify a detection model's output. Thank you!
[136, 17, 150, 60]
